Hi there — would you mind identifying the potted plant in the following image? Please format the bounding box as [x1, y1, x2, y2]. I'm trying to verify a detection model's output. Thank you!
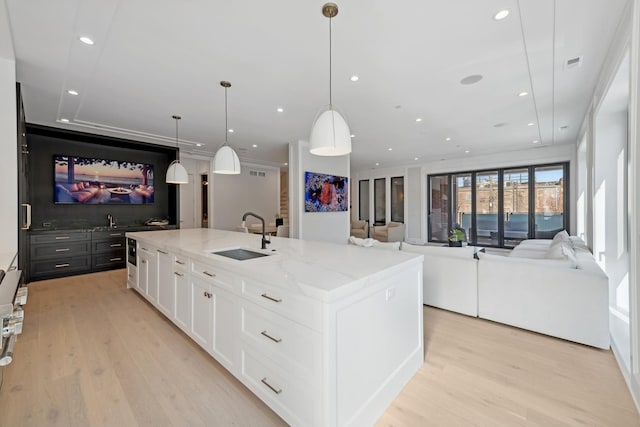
[448, 227, 465, 247]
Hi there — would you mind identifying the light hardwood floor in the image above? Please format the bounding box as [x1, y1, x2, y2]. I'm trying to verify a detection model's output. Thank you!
[0, 269, 638, 426]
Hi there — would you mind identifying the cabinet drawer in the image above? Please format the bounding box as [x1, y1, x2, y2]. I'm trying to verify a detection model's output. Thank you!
[30, 255, 91, 278]
[191, 260, 236, 290]
[30, 241, 90, 259]
[240, 301, 320, 381]
[93, 239, 125, 253]
[93, 230, 126, 240]
[241, 278, 321, 331]
[240, 348, 314, 427]
[92, 250, 126, 269]
[31, 232, 90, 245]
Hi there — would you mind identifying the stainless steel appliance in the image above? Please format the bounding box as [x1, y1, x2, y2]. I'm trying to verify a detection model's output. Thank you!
[127, 238, 137, 266]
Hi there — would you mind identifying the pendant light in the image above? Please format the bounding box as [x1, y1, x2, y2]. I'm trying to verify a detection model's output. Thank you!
[165, 115, 189, 184]
[213, 81, 241, 174]
[309, 3, 351, 156]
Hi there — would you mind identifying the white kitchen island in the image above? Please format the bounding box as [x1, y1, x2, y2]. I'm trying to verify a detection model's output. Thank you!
[126, 228, 424, 427]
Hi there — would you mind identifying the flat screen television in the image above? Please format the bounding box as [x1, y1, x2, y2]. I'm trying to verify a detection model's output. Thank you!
[54, 155, 154, 204]
[304, 171, 348, 212]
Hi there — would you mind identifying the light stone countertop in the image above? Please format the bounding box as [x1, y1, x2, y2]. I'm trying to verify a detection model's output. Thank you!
[126, 228, 423, 303]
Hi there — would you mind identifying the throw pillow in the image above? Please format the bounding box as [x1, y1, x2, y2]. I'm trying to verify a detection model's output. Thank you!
[551, 230, 570, 245]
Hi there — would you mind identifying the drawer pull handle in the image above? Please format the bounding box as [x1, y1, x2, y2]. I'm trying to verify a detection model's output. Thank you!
[109, 233, 121, 236]
[261, 378, 282, 395]
[261, 293, 282, 303]
[203, 291, 212, 298]
[141, 247, 148, 251]
[141, 260, 146, 264]
[55, 236, 70, 240]
[110, 243, 122, 248]
[55, 248, 70, 252]
[174, 272, 184, 277]
[109, 257, 122, 262]
[158, 250, 168, 254]
[203, 271, 215, 277]
[175, 260, 186, 265]
[55, 263, 70, 268]
[260, 331, 282, 343]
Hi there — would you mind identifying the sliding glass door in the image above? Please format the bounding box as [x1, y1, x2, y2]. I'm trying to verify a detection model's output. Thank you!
[427, 162, 568, 248]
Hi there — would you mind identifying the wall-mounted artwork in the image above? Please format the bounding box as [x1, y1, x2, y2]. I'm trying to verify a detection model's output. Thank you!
[304, 171, 348, 212]
[54, 155, 154, 204]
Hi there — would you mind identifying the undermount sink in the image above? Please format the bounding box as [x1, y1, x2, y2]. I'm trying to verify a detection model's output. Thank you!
[211, 248, 271, 261]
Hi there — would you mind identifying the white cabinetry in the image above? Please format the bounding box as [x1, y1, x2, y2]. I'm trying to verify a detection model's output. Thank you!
[156, 249, 173, 317]
[138, 244, 158, 303]
[190, 276, 212, 350]
[173, 254, 190, 332]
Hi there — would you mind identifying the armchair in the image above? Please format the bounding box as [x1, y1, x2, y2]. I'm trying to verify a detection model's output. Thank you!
[372, 221, 405, 242]
[350, 220, 369, 239]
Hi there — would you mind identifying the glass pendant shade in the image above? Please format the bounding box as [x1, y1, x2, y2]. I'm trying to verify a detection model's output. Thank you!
[309, 107, 351, 156]
[213, 145, 241, 174]
[166, 160, 189, 184]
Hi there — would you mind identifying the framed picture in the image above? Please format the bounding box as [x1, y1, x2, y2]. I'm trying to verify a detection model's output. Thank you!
[304, 171, 348, 212]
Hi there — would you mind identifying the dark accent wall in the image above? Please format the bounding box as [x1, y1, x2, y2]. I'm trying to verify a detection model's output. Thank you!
[26, 124, 178, 230]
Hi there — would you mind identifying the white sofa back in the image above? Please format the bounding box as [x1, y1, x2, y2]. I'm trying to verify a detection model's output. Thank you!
[402, 244, 478, 316]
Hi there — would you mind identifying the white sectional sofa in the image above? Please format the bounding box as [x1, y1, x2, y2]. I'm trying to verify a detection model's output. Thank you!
[402, 244, 478, 316]
[477, 234, 609, 349]
[400, 232, 610, 350]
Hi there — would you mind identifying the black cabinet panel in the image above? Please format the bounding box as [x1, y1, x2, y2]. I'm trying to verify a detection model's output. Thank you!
[92, 250, 126, 270]
[30, 255, 91, 279]
[93, 240, 125, 252]
[31, 232, 91, 245]
[30, 241, 91, 259]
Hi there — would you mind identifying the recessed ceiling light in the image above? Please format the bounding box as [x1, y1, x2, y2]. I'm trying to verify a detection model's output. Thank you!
[350, 134, 355, 138]
[284, 162, 288, 166]
[252, 144, 257, 148]
[67, 89, 79, 96]
[517, 91, 529, 97]
[375, 162, 380, 166]
[465, 150, 470, 154]
[350, 75, 359, 82]
[460, 74, 483, 85]
[196, 143, 203, 147]
[445, 137, 451, 141]
[527, 122, 535, 126]
[533, 140, 540, 144]
[493, 9, 510, 20]
[276, 107, 284, 113]
[59, 118, 69, 123]
[414, 157, 419, 161]
[79, 36, 94, 45]
[388, 148, 393, 151]
[415, 118, 423, 122]
[228, 129, 234, 133]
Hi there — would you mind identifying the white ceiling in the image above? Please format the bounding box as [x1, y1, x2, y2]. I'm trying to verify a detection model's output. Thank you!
[5, 0, 629, 170]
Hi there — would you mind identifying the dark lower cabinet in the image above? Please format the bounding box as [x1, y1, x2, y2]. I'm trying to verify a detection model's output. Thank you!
[29, 229, 127, 282]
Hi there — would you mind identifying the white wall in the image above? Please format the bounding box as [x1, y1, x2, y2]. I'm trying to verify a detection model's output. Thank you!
[211, 161, 280, 232]
[289, 140, 350, 244]
[0, 1, 17, 254]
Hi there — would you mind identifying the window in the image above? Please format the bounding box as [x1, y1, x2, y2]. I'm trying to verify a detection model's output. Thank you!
[390, 177, 404, 223]
[374, 178, 386, 225]
[427, 162, 568, 248]
[428, 175, 449, 242]
[358, 180, 370, 222]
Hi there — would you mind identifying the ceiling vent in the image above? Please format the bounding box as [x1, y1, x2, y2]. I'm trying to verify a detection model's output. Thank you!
[249, 170, 266, 177]
[566, 56, 582, 69]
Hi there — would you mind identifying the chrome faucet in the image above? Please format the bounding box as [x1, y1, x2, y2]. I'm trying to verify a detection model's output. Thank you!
[242, 212, 270, 249]
[107, 214, 117, 228]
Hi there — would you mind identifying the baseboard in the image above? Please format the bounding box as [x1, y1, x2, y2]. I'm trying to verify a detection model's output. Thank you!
[611, 337, 640, 414]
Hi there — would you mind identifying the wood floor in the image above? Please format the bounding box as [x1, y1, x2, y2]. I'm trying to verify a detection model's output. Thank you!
[0, 270, 638, 427]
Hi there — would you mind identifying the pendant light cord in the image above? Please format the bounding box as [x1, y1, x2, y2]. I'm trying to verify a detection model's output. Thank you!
[175, 118, 178, 148]
[224, 86, 229, 144]
[329, 15, 333, 107]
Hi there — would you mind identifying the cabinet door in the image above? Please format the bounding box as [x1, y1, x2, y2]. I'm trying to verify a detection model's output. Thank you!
[146, 250, 158, 304]
[174, 269, 190, 332]
[211, 285, 236, 370]
[156, 250, 173, 316]
[137, 251, 149, 294]
[190, 277, 212, 351]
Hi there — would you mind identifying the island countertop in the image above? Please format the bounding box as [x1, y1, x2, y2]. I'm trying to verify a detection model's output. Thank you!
[126, 228, 422, 303]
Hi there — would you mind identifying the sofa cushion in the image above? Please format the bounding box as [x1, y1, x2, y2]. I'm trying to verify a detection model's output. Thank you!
[551, 230, 570, 245]
[545, 241, 577, 268]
